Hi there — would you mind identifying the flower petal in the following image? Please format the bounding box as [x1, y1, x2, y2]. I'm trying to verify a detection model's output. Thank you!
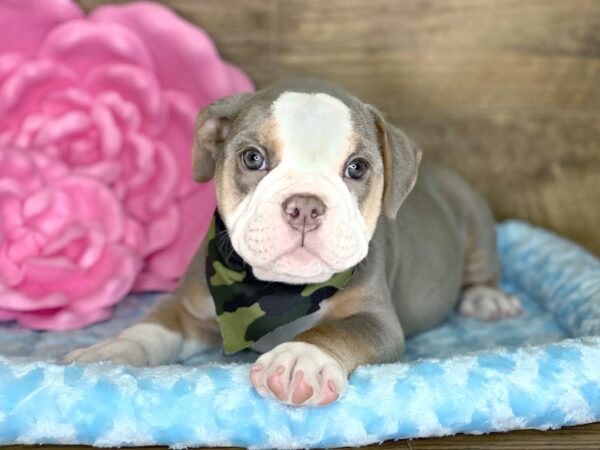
[0, 59, 77, 125]
[71, 245, 140, 311]
[0, 246, 24, 287]
[123, 140, 178, 221]
[54, 176, 125, 242]
[21, 242, 139, 308]
[15, 243, 139, 330]
[90, 2, 253, 105]
[162, 90, 198, 197]
[38, 19, 154, 75]
[143, 204, 180, 257]
[0, 307, 17, 321]
[15, 305, 112, 331]
[0, 53, 25, 86]
[7, 231, 39, 262]
[139, 186, 215, 286]
[85, 63, 167, 135]
[0, 288, 68, 312]
[73, 161, 121, 184]
[90, 103, 122, 158]
[31, 110, 91, 149]
[123, 217, 145, 256]
[0, 0, 83, 56]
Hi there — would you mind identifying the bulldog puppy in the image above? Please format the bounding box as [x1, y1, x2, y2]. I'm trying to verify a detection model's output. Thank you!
[65, 79, 522, 406]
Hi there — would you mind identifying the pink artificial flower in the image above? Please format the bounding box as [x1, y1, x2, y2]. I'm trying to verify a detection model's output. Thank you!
[0, 0, 253, 329]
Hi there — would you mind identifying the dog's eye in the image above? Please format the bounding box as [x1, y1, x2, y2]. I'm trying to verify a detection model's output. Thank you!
[344, 158, 368, 180]
[241, 148, 267, 171]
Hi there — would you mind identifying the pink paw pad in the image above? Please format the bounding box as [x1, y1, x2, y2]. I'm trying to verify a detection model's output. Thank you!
[266, 366, 287, 401]
[291, 371, 313, 404]
[250, 364, 270, 397]
[319, 380, 339, 405]
[249, 364, 263, 386]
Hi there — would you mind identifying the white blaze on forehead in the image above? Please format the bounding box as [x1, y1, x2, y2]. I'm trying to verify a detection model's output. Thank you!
[272, 92, 354, 171]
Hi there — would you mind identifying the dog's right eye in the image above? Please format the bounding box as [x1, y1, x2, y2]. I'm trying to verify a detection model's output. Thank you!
[241, 148, 267, 171]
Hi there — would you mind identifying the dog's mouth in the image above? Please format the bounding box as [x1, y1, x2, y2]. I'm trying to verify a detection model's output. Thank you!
[278, 245, 328, 270]
[251, 245, 336, 284]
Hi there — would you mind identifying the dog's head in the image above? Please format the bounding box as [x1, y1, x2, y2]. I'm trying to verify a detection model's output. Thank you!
[194, 80, 421, 284]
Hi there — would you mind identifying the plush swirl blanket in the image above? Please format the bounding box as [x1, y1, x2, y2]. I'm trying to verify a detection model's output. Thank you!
[1, 221, 599, 448]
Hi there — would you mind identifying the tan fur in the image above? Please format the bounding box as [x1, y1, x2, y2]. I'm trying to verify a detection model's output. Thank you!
[144, 294, 221, 348]
[360, 174, 384, 236]
[378, 120, 395, 218]
[294, 317, 378, 373]
[144, 237, 220, 345]
[463, 243, 500, 288]
[345, 131, 360, 163]
[462, 233, 488, 287]
[257, 116, 283, 159]
[323, 285, 366, 321]
[216, 167, 240, 218]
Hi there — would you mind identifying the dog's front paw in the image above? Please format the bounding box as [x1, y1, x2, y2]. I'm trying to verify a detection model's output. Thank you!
[250, 342, 347, 406]
[63, 338, 150, 367]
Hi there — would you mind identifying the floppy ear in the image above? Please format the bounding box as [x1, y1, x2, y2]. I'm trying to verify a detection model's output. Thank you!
[192, 92, 252, 182]
[369, 106, 423, 219]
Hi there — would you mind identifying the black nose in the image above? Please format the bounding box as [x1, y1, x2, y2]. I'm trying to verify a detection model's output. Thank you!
[282, 194, 326, 233]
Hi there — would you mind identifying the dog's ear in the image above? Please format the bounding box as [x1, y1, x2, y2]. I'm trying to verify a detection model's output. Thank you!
[193, 93, 252, 182]
[368, 106, 422, 219]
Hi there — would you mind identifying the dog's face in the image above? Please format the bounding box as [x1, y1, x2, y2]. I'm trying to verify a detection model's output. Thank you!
[194, 81, 421, 284]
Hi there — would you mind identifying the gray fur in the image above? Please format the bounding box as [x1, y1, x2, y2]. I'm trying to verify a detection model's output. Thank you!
[192, 92, 253, 182]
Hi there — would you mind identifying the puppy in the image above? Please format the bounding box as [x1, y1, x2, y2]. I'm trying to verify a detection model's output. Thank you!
[65, 79, 521, 406]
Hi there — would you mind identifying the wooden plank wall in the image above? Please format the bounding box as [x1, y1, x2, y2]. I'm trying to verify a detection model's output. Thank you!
[79, 0, 600, 256]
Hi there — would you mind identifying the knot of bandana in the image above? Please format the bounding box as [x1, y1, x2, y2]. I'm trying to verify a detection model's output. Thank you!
[205, 212, 354, 354]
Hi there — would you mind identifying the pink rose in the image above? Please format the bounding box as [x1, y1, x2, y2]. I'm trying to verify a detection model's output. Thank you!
[0, 0, 253, 329]
[0, 148, 140, 329]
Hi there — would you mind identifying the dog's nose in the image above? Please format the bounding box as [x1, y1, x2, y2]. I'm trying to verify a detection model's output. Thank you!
[282, 194, 326, 233]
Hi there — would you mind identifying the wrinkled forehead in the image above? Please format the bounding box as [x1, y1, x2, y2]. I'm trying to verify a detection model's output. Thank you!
[271, 92, 355, 171]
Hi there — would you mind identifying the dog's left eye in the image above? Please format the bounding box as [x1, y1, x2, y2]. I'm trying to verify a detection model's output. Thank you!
[344, 158, 368, 180]
[241, 148, 267, 171]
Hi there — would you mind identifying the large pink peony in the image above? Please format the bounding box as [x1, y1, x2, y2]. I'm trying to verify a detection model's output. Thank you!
[0, 0, 253, 329]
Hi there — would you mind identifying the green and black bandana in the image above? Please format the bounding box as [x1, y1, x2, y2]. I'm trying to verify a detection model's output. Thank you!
[205, 211, 354, 354]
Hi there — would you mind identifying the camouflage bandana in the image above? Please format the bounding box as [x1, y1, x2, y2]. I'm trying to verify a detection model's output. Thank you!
[205, 211, 354, 354]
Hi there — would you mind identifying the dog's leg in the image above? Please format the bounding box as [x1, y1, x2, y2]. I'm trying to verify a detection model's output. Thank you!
[250, 293, 404, 406]
[63, 293, 220, 366]
[64, 241, 221, 366]
[458, 198, 522, 321]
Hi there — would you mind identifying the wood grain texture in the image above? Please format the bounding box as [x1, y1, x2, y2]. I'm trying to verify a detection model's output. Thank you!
[277, 0, 600, 113]
[404, 111, 600, 247]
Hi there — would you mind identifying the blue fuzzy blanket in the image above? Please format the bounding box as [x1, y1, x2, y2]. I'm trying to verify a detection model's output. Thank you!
[1, 221, 599, 448]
